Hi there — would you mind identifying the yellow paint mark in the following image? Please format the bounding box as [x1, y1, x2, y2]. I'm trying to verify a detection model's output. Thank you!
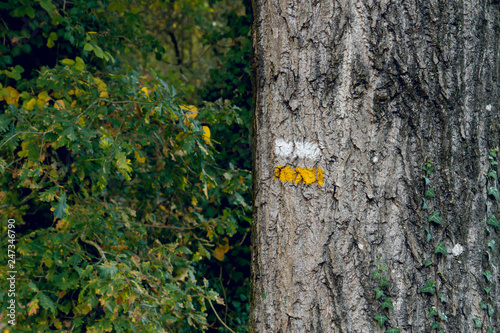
[295, 167, 316, 184]
[274, 166, 297, 183]
[317, 168, 324, 186]
[274, 166, 324, 186]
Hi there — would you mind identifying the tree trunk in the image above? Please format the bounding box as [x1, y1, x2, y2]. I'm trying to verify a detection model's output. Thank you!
[250, 0, 500, 332]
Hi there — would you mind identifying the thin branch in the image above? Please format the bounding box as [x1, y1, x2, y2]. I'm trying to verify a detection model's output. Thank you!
[219, 266, 229, 322]
[0, 185, 40, 209]
[236, 232, 248, 247]
[0, 126, 54, 150]
[80, 233, 108, 263]
[207, 298, 236, 333]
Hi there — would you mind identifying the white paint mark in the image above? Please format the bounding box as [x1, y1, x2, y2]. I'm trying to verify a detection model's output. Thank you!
[275, 139, 294, 157]
[274, 139, 320, 160]
[486, 104, 492, 111]
[372, 156, 378, 163]
[451, 243, 464, 257]
[294, 141, 320, 160]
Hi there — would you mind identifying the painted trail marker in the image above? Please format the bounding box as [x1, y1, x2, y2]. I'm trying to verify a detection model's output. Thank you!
[274, 139, 324, 186]
[274, 166, 324, 186]
[274, 139, 321, 160]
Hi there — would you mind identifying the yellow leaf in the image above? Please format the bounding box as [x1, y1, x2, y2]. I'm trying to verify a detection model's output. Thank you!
[134, 150, 145, 164]
[37, 91, 50, 109]
[54, 99, 65, 110]
[139, 87, 149, 96]
[27, 298, 40, 316]
[100, 91, 109, 98]
[4, 87, 20, 106]
[77, 303, 92, 315]
[93, 77, 107, 92]
[180, 105, 198, 119]
[52, 317, 63, 330]
[69, 88, 82, 97]
[77, 117, 85, 127]
[213, 237, 230, 261]
[202, 126, 211, 144]
[26, 98, 37, 110]
[44, 257, 53, 267]
[37, 91, 50, 102]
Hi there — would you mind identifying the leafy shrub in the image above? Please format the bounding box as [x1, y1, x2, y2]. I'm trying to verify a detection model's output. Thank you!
[0, 0, 251, 331]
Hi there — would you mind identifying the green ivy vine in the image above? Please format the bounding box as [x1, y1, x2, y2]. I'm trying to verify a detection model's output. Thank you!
[474, 148, 499, 332]
[372, 255, 401, 332]
[419, 160, 448, 332]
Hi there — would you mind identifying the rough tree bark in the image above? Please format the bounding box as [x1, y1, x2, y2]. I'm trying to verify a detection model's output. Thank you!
[250, 0, 500, 332]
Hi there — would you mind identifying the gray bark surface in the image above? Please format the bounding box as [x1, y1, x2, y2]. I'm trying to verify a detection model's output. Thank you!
[250, 0, 500, 332]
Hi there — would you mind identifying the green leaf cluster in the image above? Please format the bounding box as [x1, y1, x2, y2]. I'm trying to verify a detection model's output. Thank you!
[372, 256, 399, 331]
[0, 0, 253, 331]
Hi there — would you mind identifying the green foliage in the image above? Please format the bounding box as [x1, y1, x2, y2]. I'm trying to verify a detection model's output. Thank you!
[374, 287, 385, 300]
[379, 276, 391, 288]
[380, 298, 394, 310]
[478, 149, 498, 331]
[427, 307, 438, 318]
[425, 228, 433, 242]
[372, 256, 399, 331]
[488, 187, 499, 200]
[420, 280, 436, 295]
[486, 214, 499, 228]
[424, 188, 436, 198]
[373, 314, 388, 328]
[428, 211, 442, 225]
[434, 242, 448, 256]
[484, 270, 492, 282]
[422, 197, 428, 210]
[196, 2, 253, 330]
[420, 160, 451, 331]
[423, 160, 434, 175]
[0, 0, 252, 331]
